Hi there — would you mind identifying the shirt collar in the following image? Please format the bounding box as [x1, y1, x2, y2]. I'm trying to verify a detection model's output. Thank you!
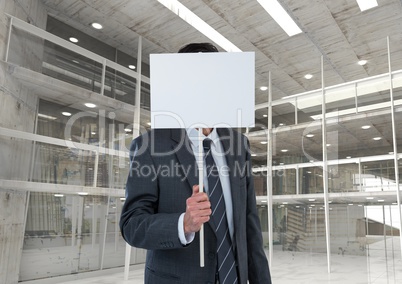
[186, 128, 219, 148]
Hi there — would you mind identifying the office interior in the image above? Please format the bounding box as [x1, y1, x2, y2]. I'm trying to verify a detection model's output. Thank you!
[0, 0, 401, 283]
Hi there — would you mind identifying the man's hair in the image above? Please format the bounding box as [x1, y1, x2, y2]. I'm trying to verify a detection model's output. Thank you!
[178, 42, 218, 53]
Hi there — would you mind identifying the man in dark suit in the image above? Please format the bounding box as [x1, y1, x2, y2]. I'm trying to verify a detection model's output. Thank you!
[120, 43, 271, 284]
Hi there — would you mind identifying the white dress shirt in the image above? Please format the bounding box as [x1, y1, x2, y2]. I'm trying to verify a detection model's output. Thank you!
[178, 128, 234, 245]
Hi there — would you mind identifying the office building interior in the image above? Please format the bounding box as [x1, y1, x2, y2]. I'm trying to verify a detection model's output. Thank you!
[0, 0, 401, 283]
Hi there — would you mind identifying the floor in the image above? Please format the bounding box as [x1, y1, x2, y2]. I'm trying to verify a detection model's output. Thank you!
[22, 247, 402, 284]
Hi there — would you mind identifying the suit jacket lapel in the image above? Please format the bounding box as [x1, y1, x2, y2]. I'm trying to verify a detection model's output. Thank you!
[170, 129, 198, 190]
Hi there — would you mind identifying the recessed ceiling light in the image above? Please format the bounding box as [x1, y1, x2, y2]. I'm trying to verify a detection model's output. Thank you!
[128, 65, 136, 69]
[308, 199, 315, 202]
[356, 0, 378, 12]
[389, 152, 394, 155]
[346, 156, 351, 159]
[358, 59, 368, 66]
[278, 123, 284, 126]
[260, 86, 268, 91]
[361, 125, 371, 129]
[72, 60, 79, 64]
[69, 37, 78, 43]
[348, 203, 354, 206]
[366, 197, 374, 200]
[358, 204, 363, 207]
[263, 114, 268, 117]
[251, 154, 257, 157]
[306, 171, 312, 174]
[279, 162, 284, 165]
[326, 144, 331, 147]
[260, 141, 268, 144]
[91, 131, 96, 135]
[84, 103, 96, 108]
[54, 194, 64, 197]
[306, 134, 314, 138]
[124, 128, 132, 132]
[304, 74, 313, 80]
[261, 200, 267, 203]
[281, 149, 288, 152]
[147, 122, 152, 126]
[62, 112, 72, 117]
[373, 137, 382, 141]
[256, 0, 302, 36]
[91, 22, 103, 29]
[378, 199, 384, 202]
[78, 192, 89, 196]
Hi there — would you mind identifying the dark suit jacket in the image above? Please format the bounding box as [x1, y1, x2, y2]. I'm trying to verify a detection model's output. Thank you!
[120, 128, 271, 284]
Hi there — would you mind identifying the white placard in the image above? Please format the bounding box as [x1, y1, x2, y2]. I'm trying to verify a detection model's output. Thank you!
[150, 52, 255, 128]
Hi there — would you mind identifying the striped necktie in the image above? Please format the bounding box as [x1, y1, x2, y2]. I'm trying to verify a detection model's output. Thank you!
[203, 138, 238, 284]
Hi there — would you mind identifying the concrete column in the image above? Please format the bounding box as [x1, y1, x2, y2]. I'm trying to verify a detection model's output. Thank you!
[0, 1, 48, 283]
[0, 190, 29, 284]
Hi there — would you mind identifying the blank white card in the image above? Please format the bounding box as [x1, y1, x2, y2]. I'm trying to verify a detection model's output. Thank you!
[150, 52, 255, 129]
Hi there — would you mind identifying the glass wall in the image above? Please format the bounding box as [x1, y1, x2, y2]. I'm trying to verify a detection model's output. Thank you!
[255, 37, 402, 276]
[4, 16, 151, 281]
[7, 17, 142, 108]
[20, 192, 145, 281]
[273, 204, 327, 256]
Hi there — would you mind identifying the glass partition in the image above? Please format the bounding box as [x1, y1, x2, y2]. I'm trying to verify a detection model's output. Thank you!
[104, 67, 137, 104]
[43, 41, 103, 92]
[31, 143, 95, 186]
[333, 112, 393, 159]
[328, 163, 359, 193]
[249, 134, 268, 167]
[37, 99, 137, 149]
[360, 159, 396, 192]
[329, 203, 401, 280]
[272, 124, 323, 166]
[299, 166, 324, 194]
[273, 204, 327, 260]
[397, 109, 402, 187]
[140, 81, 151, 111]
[8, 25, 44, 72]
[20, 193, 140, 281]
[254, 171, 268, 196]
[273, 168, 296, 195]
[8, 19, 140, 107]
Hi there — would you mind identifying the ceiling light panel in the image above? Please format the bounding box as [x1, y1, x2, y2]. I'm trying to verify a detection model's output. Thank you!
[356, 0, 378, 12]
[256, 0, 302, 37]
[158, 0, 241, 52]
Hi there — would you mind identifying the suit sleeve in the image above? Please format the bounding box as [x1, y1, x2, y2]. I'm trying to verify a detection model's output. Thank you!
[119, 136, 184, 250]
[244, 137, 272, 283]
